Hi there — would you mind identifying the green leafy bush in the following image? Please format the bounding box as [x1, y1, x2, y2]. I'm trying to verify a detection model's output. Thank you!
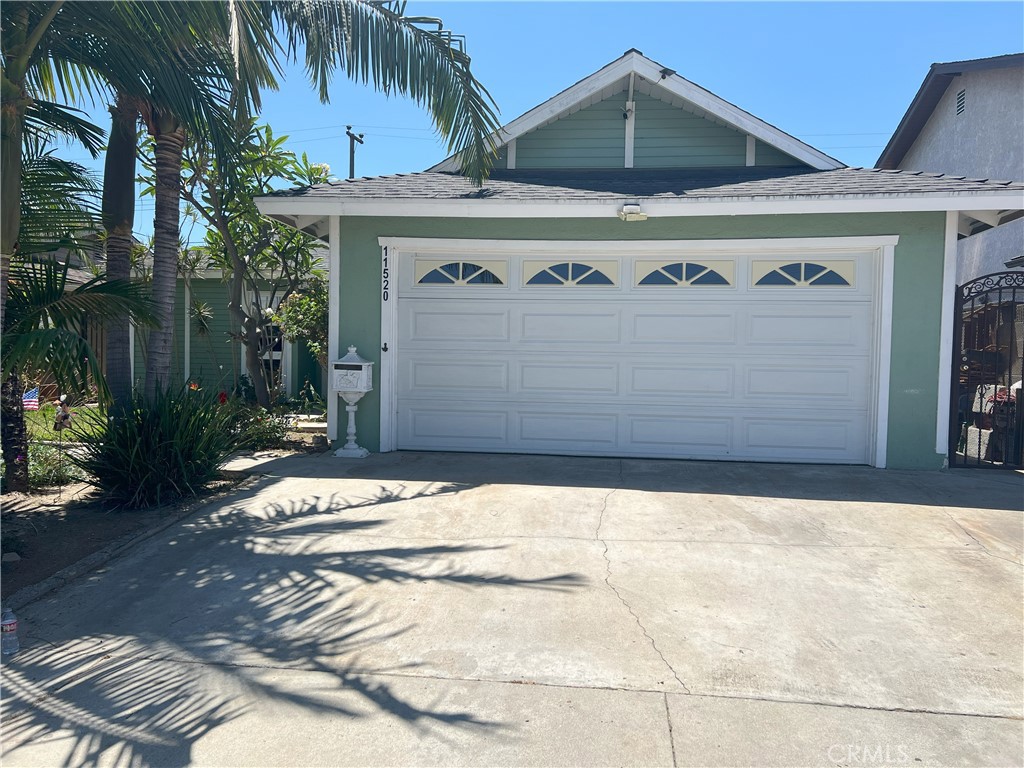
[70, 387, 243, 508]
[0, 442, 84, 490]
[29, 443, 84, 488]
[224, 401, 289, 450]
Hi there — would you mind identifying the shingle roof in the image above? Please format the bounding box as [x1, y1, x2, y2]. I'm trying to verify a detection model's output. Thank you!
[266, 166, 1023, 203]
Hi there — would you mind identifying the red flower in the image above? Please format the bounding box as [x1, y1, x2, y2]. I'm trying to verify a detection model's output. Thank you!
[218, 391, 228, 404]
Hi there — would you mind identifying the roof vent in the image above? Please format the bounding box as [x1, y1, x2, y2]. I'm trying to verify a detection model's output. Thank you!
[956, 88, 966, 115]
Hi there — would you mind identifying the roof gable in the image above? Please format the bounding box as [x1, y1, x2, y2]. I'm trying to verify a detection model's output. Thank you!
[431, 49, 843, 173]
[877, 53, 1024, 169]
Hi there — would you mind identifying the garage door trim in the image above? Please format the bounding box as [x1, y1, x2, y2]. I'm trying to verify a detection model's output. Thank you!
[377, 236, 898, 466]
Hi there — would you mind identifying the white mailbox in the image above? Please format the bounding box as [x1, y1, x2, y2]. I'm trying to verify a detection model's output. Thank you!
[331, 346, 374, 458]
[331, 346, 374, 395]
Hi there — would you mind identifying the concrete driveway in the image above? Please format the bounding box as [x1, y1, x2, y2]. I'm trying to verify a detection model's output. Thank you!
[2, 453, 1022, 767]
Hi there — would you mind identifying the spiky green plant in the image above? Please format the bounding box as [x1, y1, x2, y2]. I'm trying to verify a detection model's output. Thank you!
[70, 386, 242, 508]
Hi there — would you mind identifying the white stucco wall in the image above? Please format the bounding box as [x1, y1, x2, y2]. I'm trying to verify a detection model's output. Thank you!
[900, 66, 1024, 180]
[896, 65, 1024, 282]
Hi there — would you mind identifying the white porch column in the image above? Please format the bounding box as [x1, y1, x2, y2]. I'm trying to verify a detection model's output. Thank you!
[327, 215, 341, 442]
[935, 211, 959, 457]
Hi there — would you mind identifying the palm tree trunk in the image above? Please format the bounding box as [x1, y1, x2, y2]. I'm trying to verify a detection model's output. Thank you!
[102, 94, 139, 409]
[1, 373, 29, 492]
[1, 83, 27, 336]
[144, 114, 185, 401]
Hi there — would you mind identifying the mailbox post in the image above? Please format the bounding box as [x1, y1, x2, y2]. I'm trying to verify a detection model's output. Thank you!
[331, 346, 374, 458]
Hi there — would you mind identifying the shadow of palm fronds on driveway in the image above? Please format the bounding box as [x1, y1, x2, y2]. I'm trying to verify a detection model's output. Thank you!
[3, 482, 586, 766]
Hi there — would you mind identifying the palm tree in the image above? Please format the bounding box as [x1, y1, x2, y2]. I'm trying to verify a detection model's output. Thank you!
[5, 1, 501, 407]
[0, 136, 156, 492]
[2, 258, 155, 492]
[135, 0, 502, 400]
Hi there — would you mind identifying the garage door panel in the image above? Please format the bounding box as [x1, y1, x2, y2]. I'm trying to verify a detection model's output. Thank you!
[628, 416, 733, 453]
[520, 311, 620, 344]
[404, 408, 509, 445]
[745, 308, 872, 350]
[630, 365, 735, 397]
[631, 311, 737, 344]
[409, 359, 509, 393]
[742, 416, 868, 461]
[404, 307, 510, 342]
[743, 365, 868, 406]
[519, 412, 618, 446]
[520, 363, 619, 394]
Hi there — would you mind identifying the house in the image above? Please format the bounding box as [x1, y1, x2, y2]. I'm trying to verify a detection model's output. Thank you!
[877, 53, 1024, 282]
[257, 49, 1024, 469]
[126, 258, 326, 402]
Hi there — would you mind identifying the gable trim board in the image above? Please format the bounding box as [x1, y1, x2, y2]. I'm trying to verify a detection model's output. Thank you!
[429, 50, 842, 172]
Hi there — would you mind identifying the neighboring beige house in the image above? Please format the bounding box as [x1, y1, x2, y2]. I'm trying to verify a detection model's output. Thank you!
[877, 53, 1024, 281]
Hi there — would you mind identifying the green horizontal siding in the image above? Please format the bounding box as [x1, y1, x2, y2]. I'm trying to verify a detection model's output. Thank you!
[633, 92, 746, 167]
[754, 139, 805, 167]
[186, 278, 237, 392]
[516, 92, 625, 169]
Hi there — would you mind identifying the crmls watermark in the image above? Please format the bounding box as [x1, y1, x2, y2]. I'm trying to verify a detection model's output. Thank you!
[827, 744, 911, 765]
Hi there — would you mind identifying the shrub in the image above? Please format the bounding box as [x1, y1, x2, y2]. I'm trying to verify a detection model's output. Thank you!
[70, 387, 244, 508]
[0, 442, 83, 490]
[224, 401, 289, 450]
[28, 443, 84, 488]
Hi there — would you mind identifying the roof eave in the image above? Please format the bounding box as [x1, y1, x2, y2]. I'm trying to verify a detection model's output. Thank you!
[256, 190, 1024, 219]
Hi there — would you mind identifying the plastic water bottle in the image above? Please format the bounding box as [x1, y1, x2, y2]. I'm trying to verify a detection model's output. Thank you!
[1, 608, 19, 656]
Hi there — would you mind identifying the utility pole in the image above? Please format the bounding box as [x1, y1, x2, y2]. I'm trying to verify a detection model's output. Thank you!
[346, 125, 365, 179]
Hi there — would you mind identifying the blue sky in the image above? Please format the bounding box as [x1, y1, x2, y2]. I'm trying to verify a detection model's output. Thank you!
[64, 1, 1024, 243]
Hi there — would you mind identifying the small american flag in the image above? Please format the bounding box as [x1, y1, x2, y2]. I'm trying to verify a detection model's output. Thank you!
[22, 387, 39, 411]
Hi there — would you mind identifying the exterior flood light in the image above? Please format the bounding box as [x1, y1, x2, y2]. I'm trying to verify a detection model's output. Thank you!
[618, 204, 648, 222]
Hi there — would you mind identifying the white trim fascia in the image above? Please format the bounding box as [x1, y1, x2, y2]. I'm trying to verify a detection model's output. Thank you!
[378, 235, 901, 253]
[745, 135, 756, 167]
[379, 233, 899, 466]
[379, 243, 398, 453]
[429, 54, 638, 172]
[624, 99, 635, 168]
[428, 50, 843, 172]
[630, 55, 842, 170]
[257, 193, 1024, 220]
[327, 216, 340, 442]
[183, 280, 191, 381]
[935, 211, 958, 458]
[874, 244, 896, 469]
[506, 138, 516, 170]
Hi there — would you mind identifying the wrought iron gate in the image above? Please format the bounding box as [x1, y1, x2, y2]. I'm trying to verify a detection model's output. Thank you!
[949, 271, 1024, 468]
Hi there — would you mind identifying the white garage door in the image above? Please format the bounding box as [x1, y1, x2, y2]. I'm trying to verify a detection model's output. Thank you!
[393, 245, 878, 463]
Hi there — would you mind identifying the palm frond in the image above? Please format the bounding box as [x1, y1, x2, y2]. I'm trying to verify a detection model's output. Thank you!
[5, 259, 156, 335]
[23, 99, 106, 156]
[268, 0, 501, 184]
[19, 143, 101, 257]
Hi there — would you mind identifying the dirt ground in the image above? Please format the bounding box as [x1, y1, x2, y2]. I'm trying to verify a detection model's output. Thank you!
[1, 436, 324, 601]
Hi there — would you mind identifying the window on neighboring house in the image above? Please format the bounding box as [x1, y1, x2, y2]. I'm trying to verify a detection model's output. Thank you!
[956, 89, 966, 116]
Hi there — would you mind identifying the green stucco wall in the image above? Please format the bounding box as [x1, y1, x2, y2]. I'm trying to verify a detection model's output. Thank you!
[335, 212, 947, 470]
